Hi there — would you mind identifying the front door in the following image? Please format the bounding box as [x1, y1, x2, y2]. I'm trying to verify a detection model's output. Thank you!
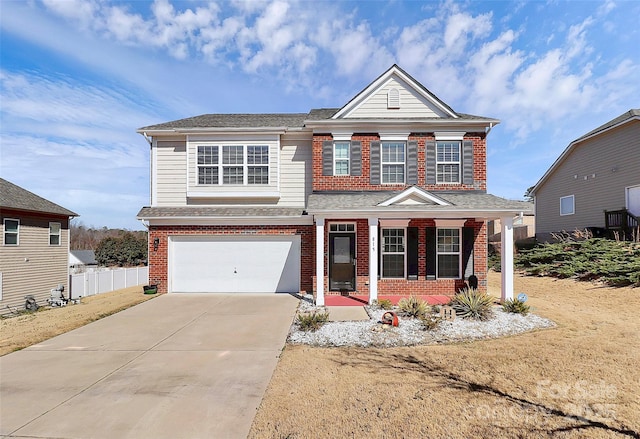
[329, 233, 356, 291]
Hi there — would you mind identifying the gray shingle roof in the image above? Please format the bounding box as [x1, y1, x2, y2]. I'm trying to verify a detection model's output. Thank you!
[574, 109, 640, 142]
[70, 250, 97, 265]
[137, 206, 307, 219]
[0, 178, 77, 217]
[307, 191, 532, 213]
[138, 113, 308, 131]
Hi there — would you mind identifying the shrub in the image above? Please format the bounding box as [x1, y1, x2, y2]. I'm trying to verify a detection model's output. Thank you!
[377, 298, 393, 310]
[398, 296, 430, 318]
[297, 311, 329, 332]
[420, 314, 441, 330]
[502, 299, 530, 315]
[450, 287, 494, 321]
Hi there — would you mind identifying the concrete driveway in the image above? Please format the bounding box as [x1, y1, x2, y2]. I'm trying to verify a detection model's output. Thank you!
[0, 293, 299, 439]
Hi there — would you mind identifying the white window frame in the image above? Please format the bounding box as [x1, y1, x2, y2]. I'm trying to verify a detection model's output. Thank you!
[381, 141, 406, 184]
[49, 222, 61, 246]
[197, 144, 269, 186]
[4, 218, 19, 246]
[436, 141, 461, 184]
[381, 227, 406, 278]
[333, 141, 350, 176]
[560, 195, 575, 216]
[436, 227, 461, 279]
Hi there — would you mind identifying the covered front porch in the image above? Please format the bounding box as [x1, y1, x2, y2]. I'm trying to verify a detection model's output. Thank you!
[307, 188, 527, 307]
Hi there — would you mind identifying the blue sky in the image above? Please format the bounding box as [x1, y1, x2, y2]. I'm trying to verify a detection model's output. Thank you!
[1, 0, 638, 230]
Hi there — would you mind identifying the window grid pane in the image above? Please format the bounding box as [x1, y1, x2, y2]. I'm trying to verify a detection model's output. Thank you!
[223, 166, 243, 184]
[382, 228, 405, 277]
[383, 254, 404, 278]
[223, 145, 244, 164]
[438, 255, 459, 278]
[248, 145, 269, 165]
[198, 167, 218, 184]
[437, 164, 460, 183]
[197, 146, 218, 165]
[248, 166, 268, 184]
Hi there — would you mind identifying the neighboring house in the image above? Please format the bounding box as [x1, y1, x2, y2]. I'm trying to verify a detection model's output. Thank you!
[487, 204, 535, 243]
[69, 250, 98, 273]
[137, 65, 528, 305]
[531, 109, 640, 242]
[0, 178, 77, 313]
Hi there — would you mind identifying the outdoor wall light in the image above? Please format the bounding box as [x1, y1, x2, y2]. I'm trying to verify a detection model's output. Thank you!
[153, 237, 160, 251]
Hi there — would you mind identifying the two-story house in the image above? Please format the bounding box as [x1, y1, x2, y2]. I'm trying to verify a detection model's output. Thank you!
[137, 65, 528, 305]
[1, 178, 77, 313]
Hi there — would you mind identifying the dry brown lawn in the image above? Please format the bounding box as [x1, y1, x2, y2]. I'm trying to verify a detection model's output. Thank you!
[0, 286, 156, 356]
[249, 272, 640, 439]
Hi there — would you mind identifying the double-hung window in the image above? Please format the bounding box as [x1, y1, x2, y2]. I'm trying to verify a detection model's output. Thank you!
[247, 145, 269, 184]
[197, 145, 269, 185]
[4, 219, 19, 245]
[437, 228, 461, 278]
[198, 146, 219, 184]
[436, 141, 461, 183]
[333, 142, 350, 175]
[49, 222, 61, 246]
[381, 228, 405, 278]
[381, 142, 405, 184]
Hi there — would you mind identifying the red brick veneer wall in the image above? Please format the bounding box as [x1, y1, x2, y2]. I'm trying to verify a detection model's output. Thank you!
[148, 225, 314, 294]
[312, 133, 487, 192]
[321, 218, 487, 297]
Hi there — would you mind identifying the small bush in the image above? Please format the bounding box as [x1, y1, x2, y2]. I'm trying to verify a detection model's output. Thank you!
[420, 314, 441, 330]
[398, 296, 430, 318]
[297, 311, 329, 332]
[377, 298, 393, 310]
[502, 299, 530, 315]
[450, 287, 494, 321]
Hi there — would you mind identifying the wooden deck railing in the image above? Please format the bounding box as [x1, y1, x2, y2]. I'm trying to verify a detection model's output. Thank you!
[605, 209, 639, 238]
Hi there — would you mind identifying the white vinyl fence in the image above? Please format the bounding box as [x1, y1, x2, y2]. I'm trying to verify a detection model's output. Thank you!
[69, 266, 149, 299]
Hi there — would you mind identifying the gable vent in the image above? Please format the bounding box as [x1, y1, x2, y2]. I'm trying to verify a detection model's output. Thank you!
[387, 88, 400, 109]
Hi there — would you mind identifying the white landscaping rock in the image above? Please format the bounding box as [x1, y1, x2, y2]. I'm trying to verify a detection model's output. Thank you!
[289, 297, 555, 348]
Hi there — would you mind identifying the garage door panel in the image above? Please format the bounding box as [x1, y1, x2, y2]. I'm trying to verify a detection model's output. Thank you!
[170, 236, 300, 293]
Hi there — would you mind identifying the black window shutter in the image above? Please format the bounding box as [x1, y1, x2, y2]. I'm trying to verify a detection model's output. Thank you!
[322, 140, 333, 176]
[370, 140, 381, 185]
[463, 226, 475, 280]
[462, 140, 474, 185]
[425, 140, 436, 185]
[407, 227, 418, 280]
[426, 227, 436, 279]
[350, 140, 362, 176]
[407, 140, 418, 185]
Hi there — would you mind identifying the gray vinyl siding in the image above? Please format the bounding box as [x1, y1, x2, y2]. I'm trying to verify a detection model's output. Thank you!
[156, 140, 187, 205]
[347, 77, 448, 118]
[0, 213, 70, 314]
[535, 120, 640, 237]
[278, 133, 312, 207]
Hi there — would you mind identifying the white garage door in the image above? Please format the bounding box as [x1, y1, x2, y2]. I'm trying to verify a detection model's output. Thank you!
[170, 235, 300, 293]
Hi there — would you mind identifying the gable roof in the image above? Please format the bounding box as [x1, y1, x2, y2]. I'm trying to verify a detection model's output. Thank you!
[0, 178, 77, 217]
[332, 64, 458, 119]
[532, 109, 640, 194]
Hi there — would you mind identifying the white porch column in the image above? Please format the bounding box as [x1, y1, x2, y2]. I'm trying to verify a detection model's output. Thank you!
[315, 216, 325, 306]
[368, 217, 379, 304]
[500, 216, 514, 301]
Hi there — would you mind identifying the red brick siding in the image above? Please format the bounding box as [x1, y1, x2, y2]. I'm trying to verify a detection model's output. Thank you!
[312, 133, 487, 192]
[320, 218, 487, 297]
[148, 224, 314, 294]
